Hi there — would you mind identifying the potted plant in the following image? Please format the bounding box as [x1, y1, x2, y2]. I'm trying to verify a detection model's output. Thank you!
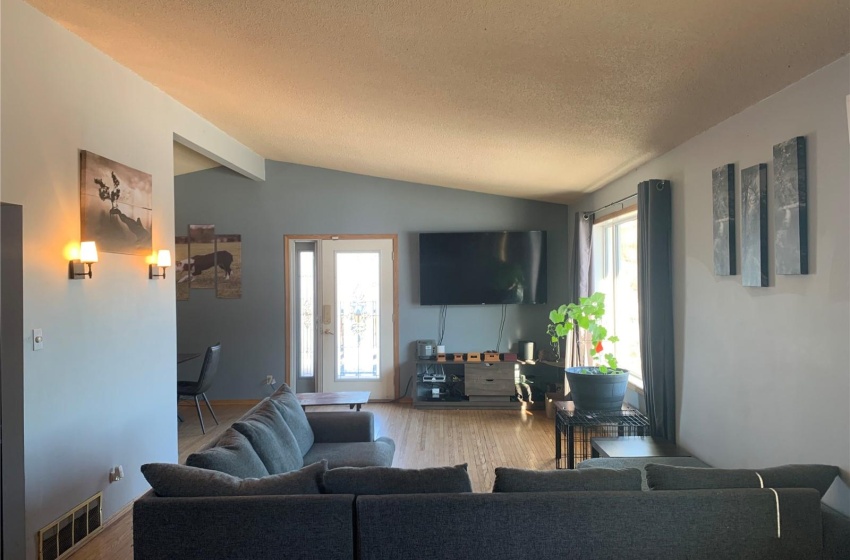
[547, 292, 630, 411]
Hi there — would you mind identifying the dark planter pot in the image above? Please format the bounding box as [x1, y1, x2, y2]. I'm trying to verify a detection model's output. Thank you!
[565, 367, 629, 411]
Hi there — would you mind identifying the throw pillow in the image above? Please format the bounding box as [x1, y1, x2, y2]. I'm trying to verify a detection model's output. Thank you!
[270, 389, 315, 457]
[492, 467, 642, 492]
[232, 400, 304, 474]
[185, 428, 270, 479]
[645, 463, 840, 497]
[142, 460, 327, 497]
[322, 464, 472, 495]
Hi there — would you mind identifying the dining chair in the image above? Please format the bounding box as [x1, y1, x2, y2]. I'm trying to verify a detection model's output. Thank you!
[177, 342, 221, 434]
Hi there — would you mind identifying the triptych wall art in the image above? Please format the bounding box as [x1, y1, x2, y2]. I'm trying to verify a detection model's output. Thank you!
[175, 224, 242, 300]
[711, 135, 808, 287]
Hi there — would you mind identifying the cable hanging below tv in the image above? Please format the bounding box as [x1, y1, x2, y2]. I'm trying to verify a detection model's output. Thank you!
[418, 231, 547, 305]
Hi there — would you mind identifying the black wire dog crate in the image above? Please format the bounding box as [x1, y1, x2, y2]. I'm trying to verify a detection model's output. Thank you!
[555, 402, 649, 469]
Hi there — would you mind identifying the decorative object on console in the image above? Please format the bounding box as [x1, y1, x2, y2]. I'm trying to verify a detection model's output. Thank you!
[773, 136, 808, 275]
[500, 353, 517, 362]
[517, 340, 535, 361]
[483, 352, 500, 362]
[416, 340, 437, 359]
[547, 292, 629, 411]
[452, 353, 464, 362]
[712, 163, 736, 276]
[436, 353, 446, 362]
[68, 241, 98, 279]
[741, 163, 769, 287]
[465, 352, 481, 362]
[80, 150, 152, 256]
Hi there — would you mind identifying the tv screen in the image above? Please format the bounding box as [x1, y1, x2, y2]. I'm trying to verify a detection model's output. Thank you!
[419, 231, 547, 305]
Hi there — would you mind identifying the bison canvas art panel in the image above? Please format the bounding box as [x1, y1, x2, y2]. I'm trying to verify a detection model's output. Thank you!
[215, 234, 242, 299]
[175, 236, 190, 301]
[184, 225, 216, 289]
[80, 151, 152, 255]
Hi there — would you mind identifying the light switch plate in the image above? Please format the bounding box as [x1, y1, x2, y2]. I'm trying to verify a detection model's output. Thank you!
[33, 328, 44, 351]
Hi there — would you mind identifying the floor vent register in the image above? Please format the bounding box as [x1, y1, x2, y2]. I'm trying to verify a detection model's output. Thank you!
[38, 492, 103, 560]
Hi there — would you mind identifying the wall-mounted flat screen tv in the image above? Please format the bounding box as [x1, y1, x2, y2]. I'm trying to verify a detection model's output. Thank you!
[419, 231, 547, 305]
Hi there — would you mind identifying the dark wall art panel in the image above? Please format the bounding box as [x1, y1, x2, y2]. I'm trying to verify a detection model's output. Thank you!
[773, 136, 808, 275]
[741, 164, 769, 287]
[712, 163, 736, 276]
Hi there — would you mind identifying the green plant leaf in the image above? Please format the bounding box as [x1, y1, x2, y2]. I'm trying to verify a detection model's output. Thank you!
[609, 335, 619, 343]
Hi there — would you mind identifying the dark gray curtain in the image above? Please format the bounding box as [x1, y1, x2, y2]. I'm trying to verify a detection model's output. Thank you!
[637, 179, 675, 441]
[566, 211, 594, 367]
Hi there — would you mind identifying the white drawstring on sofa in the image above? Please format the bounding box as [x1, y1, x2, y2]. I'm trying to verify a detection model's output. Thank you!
[754, 471, 780, 538]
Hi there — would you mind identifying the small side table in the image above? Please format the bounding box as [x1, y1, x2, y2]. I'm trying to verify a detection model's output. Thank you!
[554, 401, 649, 469]
[296, 391, 370, 411]
[590, 436, 691, 459]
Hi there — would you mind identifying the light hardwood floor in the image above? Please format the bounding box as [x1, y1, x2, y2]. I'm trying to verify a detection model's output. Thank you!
[69, 401, 556, 559]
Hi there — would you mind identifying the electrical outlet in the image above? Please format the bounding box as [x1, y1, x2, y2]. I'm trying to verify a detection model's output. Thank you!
[109, 465, 125, 483]
[265, 375, 276, 385]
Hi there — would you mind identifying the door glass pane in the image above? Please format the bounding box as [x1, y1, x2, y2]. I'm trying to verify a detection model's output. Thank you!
[297, 250, 315, 378]
[335, 252, 380, 380]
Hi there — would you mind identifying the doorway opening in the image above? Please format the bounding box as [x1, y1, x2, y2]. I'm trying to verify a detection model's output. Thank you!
[285, 235, 399, 400]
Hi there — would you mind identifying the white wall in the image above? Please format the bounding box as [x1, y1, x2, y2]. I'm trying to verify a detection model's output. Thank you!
[0, 0, 263, 556]
[571, 56, 850, 514]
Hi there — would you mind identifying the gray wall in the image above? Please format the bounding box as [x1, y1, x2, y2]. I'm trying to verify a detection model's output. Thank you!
[175, 162, 569, 400]
[570, 56, 850, 515]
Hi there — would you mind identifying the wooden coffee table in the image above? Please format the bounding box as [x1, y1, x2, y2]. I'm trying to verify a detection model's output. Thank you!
[590, 436, 691, 459]
[296, 391, 371, 411]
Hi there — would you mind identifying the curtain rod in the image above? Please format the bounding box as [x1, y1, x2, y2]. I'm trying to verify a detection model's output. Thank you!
[582, 193, 637, 220]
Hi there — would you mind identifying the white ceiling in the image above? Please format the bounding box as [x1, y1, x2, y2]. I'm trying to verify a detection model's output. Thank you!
[29, 0, 850, 203]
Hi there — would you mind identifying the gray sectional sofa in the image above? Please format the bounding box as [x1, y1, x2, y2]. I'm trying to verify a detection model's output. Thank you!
[133, 389, 849, 559]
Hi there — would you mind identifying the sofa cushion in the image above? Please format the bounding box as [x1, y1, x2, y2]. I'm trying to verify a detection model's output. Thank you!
[270, 383, 315, 456]
[141, 460, 327, 497]
[322, 464, 471, 495]
[493, 466, 642, 493]
[185, 428, 270, 479]
[303, 438, 395, 469]
[232, 400, 304, 474]
[646, 463, 840, 497]
[577, 456, 710, 490]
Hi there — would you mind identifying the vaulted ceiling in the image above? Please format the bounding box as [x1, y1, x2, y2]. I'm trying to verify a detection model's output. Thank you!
[28, 0, 849, 202]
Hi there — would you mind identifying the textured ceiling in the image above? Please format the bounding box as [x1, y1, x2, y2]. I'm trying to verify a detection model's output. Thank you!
[28, 0, 849, 203]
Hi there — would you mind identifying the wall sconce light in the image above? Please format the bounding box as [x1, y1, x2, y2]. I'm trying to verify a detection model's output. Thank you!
[69, 241, 98, 279]
[149, 249, 172, 279]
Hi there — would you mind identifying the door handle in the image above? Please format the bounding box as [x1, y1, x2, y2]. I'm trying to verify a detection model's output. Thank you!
[322, 329, 334, 335]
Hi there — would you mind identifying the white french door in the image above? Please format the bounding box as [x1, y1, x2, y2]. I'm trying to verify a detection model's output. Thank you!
[314, 238, 395, 399]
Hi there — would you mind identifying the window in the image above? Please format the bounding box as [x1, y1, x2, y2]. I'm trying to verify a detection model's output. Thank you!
[591, 208, 642, 387]
[295, 244, 316, 378]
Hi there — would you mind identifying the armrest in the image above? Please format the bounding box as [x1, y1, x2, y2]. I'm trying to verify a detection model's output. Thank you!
[133, 492, 354, 560]
[821, 503, 850, 560]
[307, 411, 374, 443]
